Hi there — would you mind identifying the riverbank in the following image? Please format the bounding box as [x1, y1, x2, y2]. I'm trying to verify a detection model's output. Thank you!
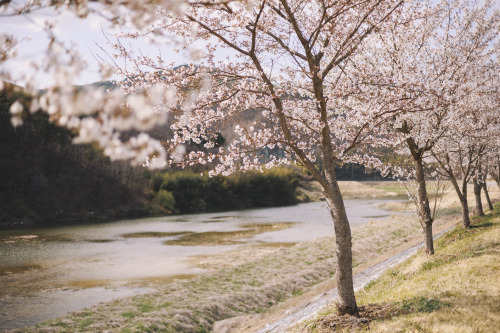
[3, 182, 497, 332]
[299, 202, 500, 332]
[0, 178, 402, 230]
[3, 206, 444, 332]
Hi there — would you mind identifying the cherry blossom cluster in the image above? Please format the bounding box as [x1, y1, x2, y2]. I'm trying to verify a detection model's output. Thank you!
[1, 0, 498, 178]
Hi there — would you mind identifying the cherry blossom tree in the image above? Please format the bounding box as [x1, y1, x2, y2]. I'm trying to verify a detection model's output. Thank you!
[1, 0, 222, 167]
[340, 0, 499, 252]
[479, 76, 500, 210]
[106, 0, 411, 316]
[491, 153, 500, 190]
[431, 85, 498, 228]
[472, 166, 487, 215]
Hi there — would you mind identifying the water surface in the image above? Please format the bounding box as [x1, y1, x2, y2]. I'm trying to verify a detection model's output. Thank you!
[0, 200, 404, 331]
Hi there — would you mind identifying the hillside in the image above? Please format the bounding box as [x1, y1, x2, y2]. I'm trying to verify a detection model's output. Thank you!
[0, 83, 150, 227]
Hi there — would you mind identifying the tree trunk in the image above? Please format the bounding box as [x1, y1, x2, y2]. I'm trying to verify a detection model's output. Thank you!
[424, 223, 434, 254]
[482, 182, 494, 211]
[414, 156, 434, 255]
[449, 176, 471, 228]
[459, 195, 471, 228]
[473, 178, 484, 216]
[323, 163, 359, 317]
[461, 178, 472, 228]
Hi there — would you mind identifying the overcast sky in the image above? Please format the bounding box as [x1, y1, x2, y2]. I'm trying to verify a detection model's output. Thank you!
[1, 6, 192, 88]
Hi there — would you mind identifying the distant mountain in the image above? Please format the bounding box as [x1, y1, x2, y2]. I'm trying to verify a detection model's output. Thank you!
[89, 80, 119, 90]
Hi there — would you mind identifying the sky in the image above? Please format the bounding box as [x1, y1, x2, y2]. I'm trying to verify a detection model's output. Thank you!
[1, 5, 192, 88]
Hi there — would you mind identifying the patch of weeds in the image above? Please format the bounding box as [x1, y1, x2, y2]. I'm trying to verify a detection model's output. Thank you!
[79, 318, 93, 330]
[388, 269, 398, 277]
[86, 239, 114, 243]
[438, 226, 470, 246]
[49, 320, 69, 328]
[137, 300, 155, 313]
[148, 324, 160, 332]
[364, 280, 377, 291]
[164, 223, 295, 246]
[400, 297, 449, 313]
[161, 302, 172, 308]
[293, 289, 303, 296]
[121, 311, 137, 319]
[421, 258, 446, 271]
[196, 325, 209, 333]
[440, 290, 459, 298]
[120, 328, 133, 333]
[248, 279, 259, 286]
[472, 221, 494, 228]
[461, 245, 487, 259]
[77, 310, 93, 318]
[136, 323, 159, 332]
[392, 229, 405, 239]
[228, 304, 239, 312]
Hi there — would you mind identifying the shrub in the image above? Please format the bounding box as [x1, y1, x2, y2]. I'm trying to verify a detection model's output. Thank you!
[153, 190, 176, 212]
[156, 167, 299, 213]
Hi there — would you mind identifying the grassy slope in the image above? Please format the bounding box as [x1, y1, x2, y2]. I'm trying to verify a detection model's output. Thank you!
[302, 203, 500, 333]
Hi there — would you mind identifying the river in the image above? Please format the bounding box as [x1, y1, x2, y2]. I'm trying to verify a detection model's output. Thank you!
[0, 200, 404, 331]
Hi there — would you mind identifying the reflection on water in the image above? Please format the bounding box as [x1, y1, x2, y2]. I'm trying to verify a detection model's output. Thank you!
[0, 200, 406, 331]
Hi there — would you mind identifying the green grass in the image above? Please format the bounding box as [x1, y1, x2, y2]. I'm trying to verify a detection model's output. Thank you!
[400, 296, 450, 313]
[121, 311, 137, 319]
[78, 318, 93, 331]
[303, 203, 500, 332]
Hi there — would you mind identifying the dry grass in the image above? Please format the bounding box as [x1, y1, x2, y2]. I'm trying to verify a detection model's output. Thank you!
[338, 181, 407, 199]
[301, 204, 500, 333]
[297, 180, 407, 201]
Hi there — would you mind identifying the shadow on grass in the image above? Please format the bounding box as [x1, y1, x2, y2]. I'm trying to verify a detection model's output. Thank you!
[470, 221, 494, 228]
[313, 293, 500, 332]
[309, 297, 447, 332]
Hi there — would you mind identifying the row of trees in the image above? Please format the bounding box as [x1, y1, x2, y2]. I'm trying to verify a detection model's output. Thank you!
[1, 0, 499, 318]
